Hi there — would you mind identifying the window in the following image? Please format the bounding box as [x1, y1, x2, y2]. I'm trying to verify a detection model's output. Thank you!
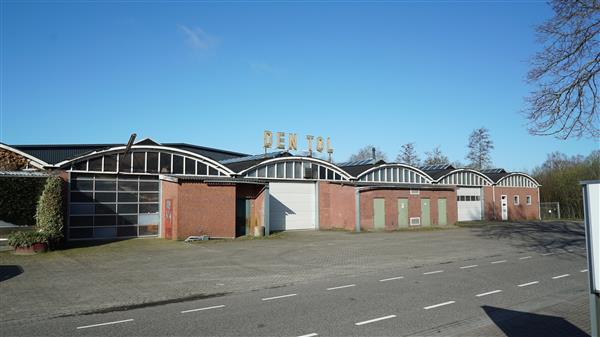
[526, 195, 532, 205]
[410, 189, 420, 195]
[514, 195, 520, 205]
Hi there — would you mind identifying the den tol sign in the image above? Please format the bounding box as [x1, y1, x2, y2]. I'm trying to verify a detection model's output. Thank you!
[263, 130, 333, 160]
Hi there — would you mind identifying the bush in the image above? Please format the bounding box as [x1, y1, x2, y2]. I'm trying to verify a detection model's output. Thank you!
[0, 176, 47, 226]
[7, 230, 49, 248]
[35, 176, 64, 242]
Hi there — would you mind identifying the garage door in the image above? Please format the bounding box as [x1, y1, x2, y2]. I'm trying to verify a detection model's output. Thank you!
[269, 182, 315, 231]
[457, 187, 482, 221]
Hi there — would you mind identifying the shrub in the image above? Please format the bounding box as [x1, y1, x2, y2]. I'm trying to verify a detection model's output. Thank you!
[7, 230, 49, 248]
[0, 176, 47, 226]
[35, 176, 64, 242]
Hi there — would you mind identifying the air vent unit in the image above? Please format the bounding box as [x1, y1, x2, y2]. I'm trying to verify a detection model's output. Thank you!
[410, 217, 421, 226]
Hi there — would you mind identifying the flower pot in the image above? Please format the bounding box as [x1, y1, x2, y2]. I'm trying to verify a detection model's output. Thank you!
[14, 243, 48, 255]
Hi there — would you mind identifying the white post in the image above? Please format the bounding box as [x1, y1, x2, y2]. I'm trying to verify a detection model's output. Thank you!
[581, 180, 600, 337]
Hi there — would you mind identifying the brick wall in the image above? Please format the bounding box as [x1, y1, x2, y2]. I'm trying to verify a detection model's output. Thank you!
[495, 187, 540, 221]
[359, 188, 457, 230]
[318, 182, 356, 230]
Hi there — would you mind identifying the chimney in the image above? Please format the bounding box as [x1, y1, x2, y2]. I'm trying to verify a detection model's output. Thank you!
[372, 147, 376, 161]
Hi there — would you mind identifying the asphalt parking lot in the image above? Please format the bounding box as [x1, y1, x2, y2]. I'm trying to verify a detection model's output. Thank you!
[0, 221, 591, 336]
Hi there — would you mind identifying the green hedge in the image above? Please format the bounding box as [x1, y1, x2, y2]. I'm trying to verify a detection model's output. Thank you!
[0, 176, 48, 226]
[36, 176, 65, 241]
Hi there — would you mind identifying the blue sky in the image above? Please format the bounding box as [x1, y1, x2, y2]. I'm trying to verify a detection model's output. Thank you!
[1, 1, 597, 171]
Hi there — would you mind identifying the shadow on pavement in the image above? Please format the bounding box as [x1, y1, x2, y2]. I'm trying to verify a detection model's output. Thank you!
[469, 221, 586, 256]
[0, 265, 23, 282]
[482, 305, 589, 337]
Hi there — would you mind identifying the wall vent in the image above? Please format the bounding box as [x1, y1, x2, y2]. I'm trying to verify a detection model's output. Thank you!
[410, 189, 420, 195]
[410, 217, 421, 226]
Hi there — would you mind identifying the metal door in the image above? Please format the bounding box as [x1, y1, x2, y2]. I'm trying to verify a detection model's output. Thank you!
[501, 195, 508, 221]
[421, 198, 431, 226]
[398, 198, 409, 228]
[438, 198, 447, 226]
[374, 199, 385, 230]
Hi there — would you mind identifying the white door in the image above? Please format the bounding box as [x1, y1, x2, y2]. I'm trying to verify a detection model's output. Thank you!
[269, 182, 316, 231]
[457, 187, 482, 221]
[501, 195, 508, 221]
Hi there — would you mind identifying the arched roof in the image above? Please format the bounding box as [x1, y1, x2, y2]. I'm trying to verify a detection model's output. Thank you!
[56, 145, 234, 176]
[356, 163, 433, 184]
[496, 172, 541, 187]
[239, 156, 354, 181]
[436, 168, 494, 186]
[0, 143, 50, 169]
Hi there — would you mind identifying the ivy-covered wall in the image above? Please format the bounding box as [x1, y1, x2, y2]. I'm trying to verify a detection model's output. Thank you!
[0, 148, 29, 170]
[0, 176, 48, 226]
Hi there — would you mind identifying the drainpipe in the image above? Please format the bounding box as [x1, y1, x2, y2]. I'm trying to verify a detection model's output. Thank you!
[355, 187, 361, 232]
[263, 185, 270, 237]
[492, 185, 496, 220]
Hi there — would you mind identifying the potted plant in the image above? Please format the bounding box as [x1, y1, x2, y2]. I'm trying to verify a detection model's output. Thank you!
[8, 231, 49, 255]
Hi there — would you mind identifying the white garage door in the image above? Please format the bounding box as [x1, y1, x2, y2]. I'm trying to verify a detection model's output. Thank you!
[457, 187, 482, 221]
[269, 182, 315, 231]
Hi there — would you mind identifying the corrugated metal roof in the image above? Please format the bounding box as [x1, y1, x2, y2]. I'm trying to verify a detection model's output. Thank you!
[419, 164, 454, 171]
[0, 171, 50, 178]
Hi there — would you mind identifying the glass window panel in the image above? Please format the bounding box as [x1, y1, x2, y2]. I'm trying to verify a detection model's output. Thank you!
[146, 152, 158, 173]
[209, 167, 218, 176]
[117, 226, 137, 237]
[70, 204, 94, 215]
[267, 164, 275, 177]
[138, 225, 159, 236]
[139, 193, 158, 203]
[94, 227, 117, 238]
[327, 169, 333, 180]
[133, 152, 145, 173]
[294, 162, 302, 179]
[118, 204, 138, 214]
[71, 191, 93, 202]
[73, 161, 87, 171]
[257, 166, 266, 178]
[71, 179, 93, 191]
[95, 180, 116, 191]
[319, 166, 326, 179]
[139, 204, 158, 213]
[140, 181, 158, 191]
[118, 192, 138, 202]
[95, 203, 116, 215]
[172, 155, 183, 174]
[94, 216, 116, 227]
[118, 215, 138, 226]
[119, 154, 132, 172]
[334, 173, 341, 181]
[118, 180, 138, 191]
[69, 216, 93, 227]
[69, 227, 93, 238]
[160, 153, 171, 173]
[88, 157, 102, 171]
[276, 163, 284, 178]
[95, 192, 116, 202]
[103, 155, 117, 172]
[197, 162, 207, 175]
[139, 213, 159, 225]
[247, 169, 257, 178]
[285, 162, 293, 178]
[185, 158, 195, 175]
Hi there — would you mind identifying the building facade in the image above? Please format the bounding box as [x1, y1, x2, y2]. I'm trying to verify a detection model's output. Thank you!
[0, 139, 541, 241]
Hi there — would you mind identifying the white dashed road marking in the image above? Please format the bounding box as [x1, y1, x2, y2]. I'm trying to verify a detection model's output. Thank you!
[298, 333, 318, 337]
[519, 256, 532, 260]
[262, 294, 297, 301]
[355, 315, 396, 326]
[424, 301, 455, 310]
[491, 260, 506, 264]
[581, 269, 588, 273]
[326, 284, 356, 291]
[379, 276, 404, 282]
[541, 253, 554, 256]
[460, 265, 478, 269]
[518, 281, 539, 287]
[552, 274, 570, 279]
[423, 270, 444, 275]
[476, 290, 502, 297]
[76, 319, 134, 330]
[181, 305, 225, 314]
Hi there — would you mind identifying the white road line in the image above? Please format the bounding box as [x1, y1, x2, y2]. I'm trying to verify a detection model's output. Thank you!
[491, 260, 507, 264]
[424, 301, 455, 310]
[519, 256, 532, 260]
[541, 253, 554, 256]
[298, 333, 318, 337]
[76, 319, 134, 330]
[423, 270, 444, 275]
[460, 265, 478, 269]
[181, 305, 225, 314]
[476, 290, 503, 297]
[552, 274, 570, 279]
[379, 276, 404, 282]
[581, 269, 588, 273]
[355, 315, 396, 326]
[326, 284, 356, 291]
[518, 281, 539, 287]
[262, 293, 297, 301]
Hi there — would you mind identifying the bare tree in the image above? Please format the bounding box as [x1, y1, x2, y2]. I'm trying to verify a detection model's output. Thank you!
[396, 143, 421, 166]
[525, 0, 600, 139]
[348, 145, 387, 162]
[466, 127, 494, 169]
[424, 146, 449, 165]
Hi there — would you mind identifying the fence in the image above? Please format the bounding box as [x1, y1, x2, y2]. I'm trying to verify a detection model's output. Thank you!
[540, 202, 561, 220]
